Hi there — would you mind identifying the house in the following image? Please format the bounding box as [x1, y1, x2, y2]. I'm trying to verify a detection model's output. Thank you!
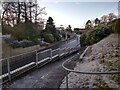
[56, 26, 65, 32]
[74, 28, 86, 34]
[35, 21, 45, 33]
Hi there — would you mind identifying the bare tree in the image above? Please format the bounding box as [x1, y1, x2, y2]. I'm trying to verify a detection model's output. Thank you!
[2, 1, 46, 26]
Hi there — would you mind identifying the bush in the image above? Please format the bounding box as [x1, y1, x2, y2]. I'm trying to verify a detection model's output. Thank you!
[2, 22, 12, 34]
[2, 21, 39, 41]
[13, 22, 39, 41]
[80, 33, 86, 47]
[80, 26, 112, 46]
[113, 18, 120, 34]
[5, 38, 36, 48]
[43, 33, 54, 43]
[10, 40, 21, 48]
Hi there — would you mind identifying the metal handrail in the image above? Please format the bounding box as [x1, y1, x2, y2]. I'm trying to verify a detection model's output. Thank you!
[52, 48, 60, 52]
[62, 55, 120, 74]
[62, 55, 120, 89]
[37, 49, 51, 55]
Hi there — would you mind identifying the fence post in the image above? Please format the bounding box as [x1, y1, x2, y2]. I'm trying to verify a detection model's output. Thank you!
[66, 70, 69, 90]
[65, 48, 67, 55]
[58, 48, 61, 58]
[70, 48, 71, 54]
[50, 49, 52, 61]
[36, 51, 38, 69]
[7, 58, 11, 82]
[78, 45, 80, 55]
[77, 45, 80, 55]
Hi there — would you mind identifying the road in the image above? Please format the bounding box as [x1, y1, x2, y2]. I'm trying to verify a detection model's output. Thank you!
[4, 53, 79, 88]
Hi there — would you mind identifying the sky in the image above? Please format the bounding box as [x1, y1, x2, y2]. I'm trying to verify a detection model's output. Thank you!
[38, 2, 118, 28]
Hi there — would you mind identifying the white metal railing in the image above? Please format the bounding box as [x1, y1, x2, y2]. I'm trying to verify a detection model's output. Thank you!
[79, 46, 89, 60]
[0, 44, 80, 84]
[51, 48, 60, 59]
[1, 50, 37, 61]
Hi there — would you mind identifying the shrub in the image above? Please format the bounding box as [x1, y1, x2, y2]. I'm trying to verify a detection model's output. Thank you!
[3, 21, 40, 48]
[80, 33, 86, 47]
[113, 18, 120, 34]
[13, 22, 39, 41]
[43, 33, 54, 43]
[2, 22, 12, 34]
[80, 26, 112, 46]
[3, 21, 39, 41]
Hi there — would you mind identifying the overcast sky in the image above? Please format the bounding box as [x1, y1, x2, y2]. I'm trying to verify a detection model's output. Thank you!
[38, 2, 118, 28]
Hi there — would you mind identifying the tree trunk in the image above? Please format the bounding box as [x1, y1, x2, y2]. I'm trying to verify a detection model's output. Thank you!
[29, 2, 32, 22]
[35, 0, 37, 23]
[24, 2, 28, 23]
[17, 2, 21, 24]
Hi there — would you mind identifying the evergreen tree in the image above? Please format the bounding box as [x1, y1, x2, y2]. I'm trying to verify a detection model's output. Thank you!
[94, 18, 100, 26]
[66, 25, 72, 33]
[85, 20, 92, 30]
[45, 17, 61, 41]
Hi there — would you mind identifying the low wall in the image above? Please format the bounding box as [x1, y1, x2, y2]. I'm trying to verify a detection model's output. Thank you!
[12, 45, 41, 55]
[2, 41, 45, 58]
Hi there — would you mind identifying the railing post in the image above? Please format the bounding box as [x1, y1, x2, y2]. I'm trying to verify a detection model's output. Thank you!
[50, 49, 52, 61]
[65, 48, 67, 55]
[66, 70, 69, 90]
[36, 51, 38, 69]
[7, 58, 11, 82]
[58, 48, 60, 57]
[70, 48, 71, 54]
[77, 45, 80, 55]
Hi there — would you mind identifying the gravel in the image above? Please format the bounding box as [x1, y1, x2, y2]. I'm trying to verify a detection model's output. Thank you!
[60, 34, 120, 89]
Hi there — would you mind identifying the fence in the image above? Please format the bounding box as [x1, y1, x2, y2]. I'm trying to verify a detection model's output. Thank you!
[1, 50, 37, 84]
[0, 44, 80, 85]
[62, 55, 120, 89]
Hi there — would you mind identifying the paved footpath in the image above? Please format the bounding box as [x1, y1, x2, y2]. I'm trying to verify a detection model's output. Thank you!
[3, 53, 79, 89]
